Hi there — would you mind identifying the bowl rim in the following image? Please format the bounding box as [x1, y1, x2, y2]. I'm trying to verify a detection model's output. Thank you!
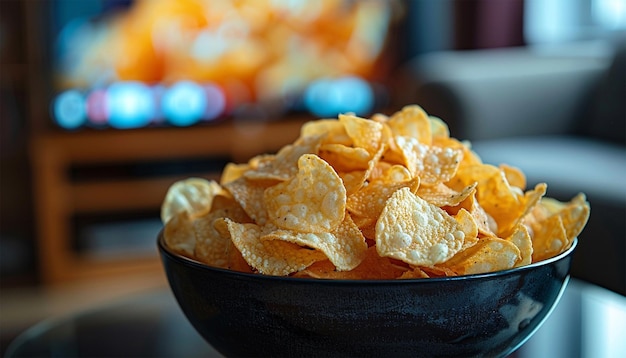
[157, 229, 577, 285]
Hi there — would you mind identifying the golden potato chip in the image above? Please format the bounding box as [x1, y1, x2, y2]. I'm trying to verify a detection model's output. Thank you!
[264, 154, 346, 233]
[220, 163, 250, 185]
[417, 182, 477, 208]
[192, 211, 234, 268]
[558, 193, 591, 240]
[376, 187, 466, 266]
[398, 266, 430, 279]
[294, 246, 409, 280]
[395, 136, 463, 185]
[450, 164, 523, 236]
[428, 116, 450, 140]
[387, 105, 432, 145]
[163, 211, 196, 257]
[500, 163, 526, 190]
[262, 212, 367, 271]
[223, 219, 326, 275]
[454, 208, 479, 250]
[338, 113, 383, 154]
[318, 143, 371, 171]
[506, 224, 533, 267]
[300, 118, 351, 146]
[530, 214, 568, 263]
[244, 134, 323, 181]
[224, 177, 274, 225]
[525, 193, 589, 262]
[443, 237, 521, 275]
[347, 178, 420, 225]
[161, 178, 225, 225]
[193, 198, 251, 268]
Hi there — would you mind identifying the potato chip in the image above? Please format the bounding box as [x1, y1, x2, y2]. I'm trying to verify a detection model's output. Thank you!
[428, 116, 450, 140]
[417, 182, 476, 208]
[163, 211, 196, 257]
[347, 178, 420, 225]
[222, 219, 326, 275]
[395, 136, 463, 185]
[387, 105, 432, 145]
[557, 193, 591, 240]
[294, 246, 409, 280]
[224, 177, 274, 225]
[443, 237, 521, 275]
[376, 187, 466, 266]
[454, 208, 479, 250]
[220, 163, 250, 185]
[244, 134, 323, 181]
[264, 154, 346, 233]
[300, 118, 351, 146]
[500, 163, 526, 190]
[318, 143, 371, 172]
[450, 164, 523, 236]
[530, 214, 568, 263]
[338, 113, 383, 154]
[398, 266, 430, 279]
[262, 212, 367, 271]
[506, 224, 533, 267]
[161, 178, 225, 225]
[193, 198, 251, 268]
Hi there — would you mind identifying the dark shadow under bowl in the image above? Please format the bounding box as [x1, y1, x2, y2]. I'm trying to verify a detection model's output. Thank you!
[158, 231, 576, 358]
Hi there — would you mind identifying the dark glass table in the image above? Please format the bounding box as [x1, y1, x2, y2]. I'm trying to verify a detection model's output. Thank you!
[5, 279, 626, 357]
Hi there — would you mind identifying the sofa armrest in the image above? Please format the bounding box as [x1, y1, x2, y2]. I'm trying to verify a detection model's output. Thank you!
[395, 44, 612, 141]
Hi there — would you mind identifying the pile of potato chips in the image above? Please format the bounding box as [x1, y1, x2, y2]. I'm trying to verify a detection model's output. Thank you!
[161, 105, 590, 279]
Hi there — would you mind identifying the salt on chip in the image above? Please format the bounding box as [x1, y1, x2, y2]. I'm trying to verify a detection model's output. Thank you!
[376, 187, 466, 266]
[262, 213, 367, 271]
[222, 219, 326, 276]
[442, 237, 521, 275]
[264, 154, 346, 233]
[161, 178, 225, 225]
[395, 136, 463, 185]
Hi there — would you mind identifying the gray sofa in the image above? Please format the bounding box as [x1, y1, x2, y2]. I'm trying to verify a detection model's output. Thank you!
[394, 38, 626, 294]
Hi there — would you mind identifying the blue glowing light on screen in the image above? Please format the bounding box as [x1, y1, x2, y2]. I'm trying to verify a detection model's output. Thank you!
[53, 90, 87, 130]
[106, 81, 155, 129]
[203, 83, 226, 121]
[162, 81, 207, 127]
[304, 76, 374, 118]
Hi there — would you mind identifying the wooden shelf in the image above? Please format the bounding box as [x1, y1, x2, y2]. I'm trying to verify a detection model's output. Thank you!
[30, 118, 309, 285]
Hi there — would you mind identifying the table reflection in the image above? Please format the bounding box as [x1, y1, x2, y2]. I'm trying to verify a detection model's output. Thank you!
[6, 279, 626, 358]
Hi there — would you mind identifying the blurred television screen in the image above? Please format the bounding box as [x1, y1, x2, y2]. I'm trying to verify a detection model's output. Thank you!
[50, 0, 403, 130]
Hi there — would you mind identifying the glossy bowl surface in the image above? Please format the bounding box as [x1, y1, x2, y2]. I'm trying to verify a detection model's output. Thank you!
[158, 232, 576, 358]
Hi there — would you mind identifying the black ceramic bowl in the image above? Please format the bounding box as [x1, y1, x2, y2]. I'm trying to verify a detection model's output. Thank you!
[158, 231, 577, 358]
